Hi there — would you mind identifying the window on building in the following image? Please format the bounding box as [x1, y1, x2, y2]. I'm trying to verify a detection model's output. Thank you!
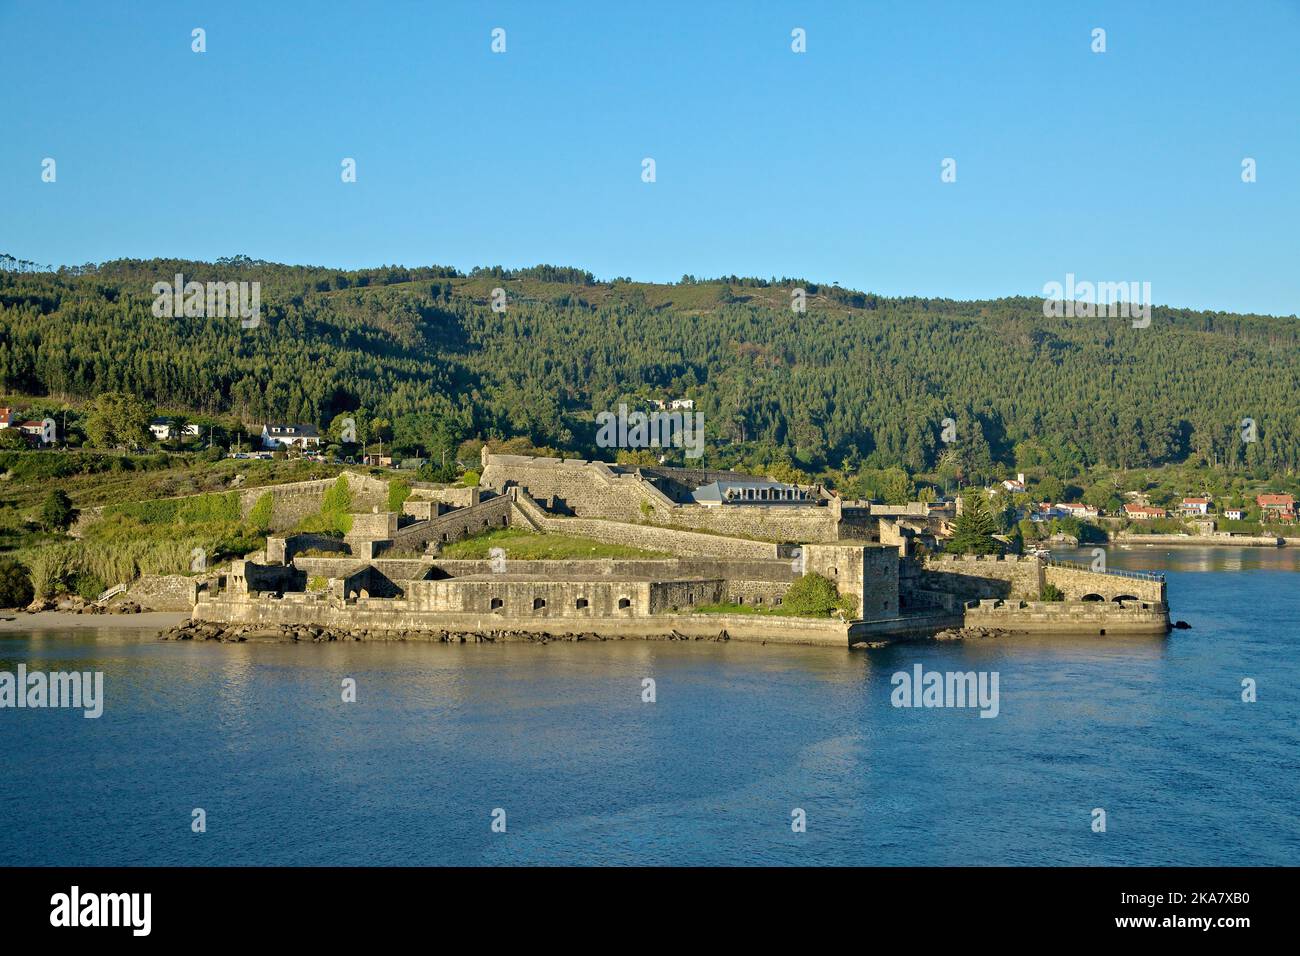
[490, 597, 503, 610]
[618, 597, 631, 609]
[575, 598, 589, 609]
[533, 598, 546, 610]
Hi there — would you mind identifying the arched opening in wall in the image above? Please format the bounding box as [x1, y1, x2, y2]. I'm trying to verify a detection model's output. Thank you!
[1081, 593, 1105, 602]
[533, 598, 546, 611]
[755, 596, 764, 605]
[1113, 594, 1138, 604]
[490, 597, 504, 610]
[441, 533, 448, 543]
[481, 519, 489, 529]
[737, 596, 745, 605]
[618, 597, 631, 609]
[774, 597, 782, 606]
[829, 567, 838, 577]
[575, 598, 589, 609]
[686, 592, 695, 605]
[501, 516, 509, 527]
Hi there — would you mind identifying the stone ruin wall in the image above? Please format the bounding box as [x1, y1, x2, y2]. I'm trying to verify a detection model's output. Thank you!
[481, 453, 841, 543]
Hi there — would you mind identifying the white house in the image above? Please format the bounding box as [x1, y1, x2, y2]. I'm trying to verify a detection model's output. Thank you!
[691, 479, 806, 506]
[149, 417, 202, 441]
[1179, 497, 1211, 516]
[651, 398, 695, 411]
[1056, 502, 1100, 519]
[1224, 508, 1246, 521]
[262, 423, 322, 450]
[17, 418, 57, 445]
[1001, 472, 1027, 493]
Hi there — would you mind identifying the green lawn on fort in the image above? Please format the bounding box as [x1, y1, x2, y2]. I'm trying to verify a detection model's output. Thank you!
[438, 527, 668, 560]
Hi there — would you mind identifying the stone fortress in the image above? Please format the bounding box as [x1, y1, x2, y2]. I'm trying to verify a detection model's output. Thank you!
[182, 448, 1170, 647]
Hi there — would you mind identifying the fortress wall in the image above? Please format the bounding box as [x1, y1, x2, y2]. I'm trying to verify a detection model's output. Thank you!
[648, 579, 727, 614]
[528, 513, 783, 559]
[724, 579, 792, 607]
[347, 512, 398, 541]
[403, 495, 516, 554]
[192, 598, 853, 646]
[1044, 565, 1165, 604]
[128, 573, 199, 610]
[483, 452, 840, 542]
[237, 472, 388, 530]
[481, 454, 648, 519]
[407, 486, 481, 509]
[964, 599, 1168, 634]
[921, 554, 1044, 602]
[650, 504, 839, 543]
[228, 560, 301, 594]
[404, 578, 656, 617]
[266, 532, 350, 565]
[429, 557, 794, 581]
[803, 543, 901, 622]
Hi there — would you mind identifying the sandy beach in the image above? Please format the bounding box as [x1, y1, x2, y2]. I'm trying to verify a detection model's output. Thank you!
[0, 611, 190, 632]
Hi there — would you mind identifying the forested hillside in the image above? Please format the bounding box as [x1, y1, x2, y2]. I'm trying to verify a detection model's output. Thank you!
[2, 256, 1298, 483]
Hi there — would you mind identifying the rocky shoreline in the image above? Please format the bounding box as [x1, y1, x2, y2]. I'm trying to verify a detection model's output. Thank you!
[21, 596, 151, 615]
[159, 619, 733, 645]
[931, 626, 1013, 642]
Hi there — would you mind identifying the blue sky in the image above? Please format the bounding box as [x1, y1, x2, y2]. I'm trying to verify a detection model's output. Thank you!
[3, 0, 1297, 315]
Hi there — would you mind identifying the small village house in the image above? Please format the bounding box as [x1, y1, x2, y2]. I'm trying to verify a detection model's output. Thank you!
[149, 417, 201, 442]
[1123, 503, 1167, 520]
[16, 418, 57, 446]
[1255, 493, 1296, 521]
[261, 423, 322, 450]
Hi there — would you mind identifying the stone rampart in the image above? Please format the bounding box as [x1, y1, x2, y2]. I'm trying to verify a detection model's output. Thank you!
[921, 554, 1045, 601]
[128, 574, 200, 610]
[266, 532, 350, 564]
[1044, 564, 1165, 604]
[964, 599, 1168, 634]
[483, 452, 840, 542]
[191, 595, 854, 646]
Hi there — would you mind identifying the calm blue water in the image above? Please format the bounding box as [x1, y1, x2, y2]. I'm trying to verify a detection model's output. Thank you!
[1, 546, 1297, 866]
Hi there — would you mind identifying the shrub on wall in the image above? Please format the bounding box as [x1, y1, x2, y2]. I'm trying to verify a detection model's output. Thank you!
[387, 479, 411, 513]
[246, 491, 274, 533]
[298, 475, 353, 534]
[782, 572, 855, 618]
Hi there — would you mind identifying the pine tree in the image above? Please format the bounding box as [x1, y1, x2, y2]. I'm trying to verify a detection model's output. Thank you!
[947, 491, 1001, 554]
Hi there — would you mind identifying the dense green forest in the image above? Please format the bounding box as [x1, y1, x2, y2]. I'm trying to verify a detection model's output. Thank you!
[2, 256, 1298, 485]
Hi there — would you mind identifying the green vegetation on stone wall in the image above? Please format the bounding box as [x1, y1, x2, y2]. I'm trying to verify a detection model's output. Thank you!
[438, 527, 667, 560]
